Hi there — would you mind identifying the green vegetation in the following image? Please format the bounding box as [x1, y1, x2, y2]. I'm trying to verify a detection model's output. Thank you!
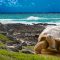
[0, 34, 13, 43]
[0, 34, 9, 40]
[0, 34, 14, 49]
[0, 49, 60, 60]
[23, 46, 34, 51]
[0, 43, 5, 47]
[0, 34, 60, 60]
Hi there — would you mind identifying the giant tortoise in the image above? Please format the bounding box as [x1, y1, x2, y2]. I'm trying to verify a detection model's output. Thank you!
[34, 26, 60, 54]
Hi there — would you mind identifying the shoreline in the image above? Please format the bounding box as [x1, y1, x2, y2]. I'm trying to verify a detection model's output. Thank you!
[0, 22, 57, 26]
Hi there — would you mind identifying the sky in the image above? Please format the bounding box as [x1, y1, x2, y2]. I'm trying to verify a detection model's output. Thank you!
[0, 0, 60, 13]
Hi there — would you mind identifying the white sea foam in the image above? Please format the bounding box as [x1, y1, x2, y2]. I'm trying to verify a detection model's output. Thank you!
[0, 20, 60, 26]
[26, 16, 40, 20]
[0, 16, 60, 21]
[26, 16, 60, 20]
[0, 16, 60, 25]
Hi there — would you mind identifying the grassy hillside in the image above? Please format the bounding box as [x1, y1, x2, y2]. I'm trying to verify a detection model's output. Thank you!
[0, 34, 12, 42]
[0, 49, 60, 60]
[0, 34, 60, 60]
[0, 34, 14, 49]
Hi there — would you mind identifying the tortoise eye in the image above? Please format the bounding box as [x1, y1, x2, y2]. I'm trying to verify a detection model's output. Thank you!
[40, 36, 47, 41]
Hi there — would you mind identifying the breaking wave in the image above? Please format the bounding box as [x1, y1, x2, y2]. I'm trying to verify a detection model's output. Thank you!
[0, 16, 60, 25]
[26, 16, 60, 20]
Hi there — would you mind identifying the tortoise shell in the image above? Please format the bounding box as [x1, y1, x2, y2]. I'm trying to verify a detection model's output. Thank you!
[38, 26, 60, 41]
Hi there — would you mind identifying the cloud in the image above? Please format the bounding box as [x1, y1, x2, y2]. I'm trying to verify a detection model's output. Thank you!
[0, 0, 4, 5]
[8, 0, 17, 5]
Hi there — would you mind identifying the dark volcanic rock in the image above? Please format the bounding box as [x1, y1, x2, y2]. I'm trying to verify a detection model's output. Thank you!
[22, 42, 27, 46]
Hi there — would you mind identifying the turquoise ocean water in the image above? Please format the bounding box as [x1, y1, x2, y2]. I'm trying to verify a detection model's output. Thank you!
[0, 13, 60, 25]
